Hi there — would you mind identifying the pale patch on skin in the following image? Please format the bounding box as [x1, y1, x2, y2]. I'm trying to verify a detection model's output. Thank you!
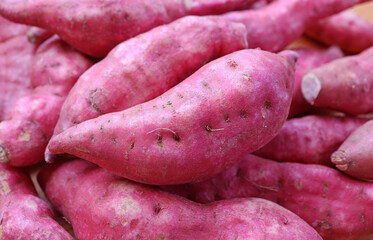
[115, 197, 140, 216]
[0, 172, 10, 196]
[18, 129, 31, 141]
[26, 200, 38, 210]
[184, 0, 194, 10]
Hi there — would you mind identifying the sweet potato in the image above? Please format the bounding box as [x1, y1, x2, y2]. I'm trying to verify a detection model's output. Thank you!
[0, 163, 73, 239]
[46, 15, 248, 161]
[0, 38, 94, 166]
[48, 49, 297, 185]
[162, 154, 373, 240]
[0, 0, 257, 57]
[0, 15, 29, 43]
[332, 120, 373, 180]
[30, 37, 94, 93]
[254, 115, 367, 165]
[288, 47, 344, 117]
[306, 10, 373, 54]
[223, 0, 370, 52]
[0, 35, 36, 121]
[27, 27, 54, 45]
[302, 46, 373, 115]
[38, 159, 322, 240]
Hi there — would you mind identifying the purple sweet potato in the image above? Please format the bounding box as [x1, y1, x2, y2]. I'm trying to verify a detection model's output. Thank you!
[332, 120, 373, 180]
[0, 0, 257, 57]
[223, 0, 370, 52]
[0, 38, 94, 166]
[0, 15, 29, 43]
[47, 15, 248, 158]
[0, 163, 73, 239]
[288, 47, 343, 118]
[254, 115, 367, 165]
[38, 159, 322, 240]
[27, 26, 54, 45]
[0, 35, 36, 121]
[48, 49, 297, 185]
[302, 46, 373, 115]
[162, 154, 373, 240]
[306, 10, 373, 54]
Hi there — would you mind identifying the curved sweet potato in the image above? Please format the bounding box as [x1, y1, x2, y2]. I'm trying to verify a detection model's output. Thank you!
[332, 120, 373, 180]
[302, 46, 373, 115]
[0, 0, 256, 57]
[306, 10, 373, 54]
[254, 115, 367, 165]
[162, 154, 373, 240]
[223, 0, 370, 52]
[0, 163, 73, 239]
[38, 159, 322, 240]
[48, 49, 297, 185]
[46, 15, 248, 162]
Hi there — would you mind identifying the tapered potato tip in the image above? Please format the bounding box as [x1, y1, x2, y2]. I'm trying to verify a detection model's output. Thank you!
[280, 50, 299, 67]
[331, 150, 349, 171]
[302, 72, 321, 105]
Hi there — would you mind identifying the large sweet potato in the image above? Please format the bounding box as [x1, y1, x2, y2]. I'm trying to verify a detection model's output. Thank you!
[0, 0, 256, 57]
[306, 10, 373, 54]
[48, 49, 297, 185]
[38, 159, 322, 240]
[223, 0, 370, 52]
[0, 15, 29, 43]
[254, 115, 367, 165]
[0, 38, 93, 166]
[0, 163, 73, 239]
[332, 120, 373, 180]
[162, 155, 373, 240]
[46, 16, 248, 161]
[302, 46, 373, 115]
[0, 35, 36, 121]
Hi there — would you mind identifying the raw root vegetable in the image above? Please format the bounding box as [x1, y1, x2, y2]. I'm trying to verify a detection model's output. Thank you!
[306, 10, 373, 54]
[0, 0, 256, 57]
[46, 15, 248, 161]
[302, 46, 373, 115]
[254, 115, 367, 165]
[27, 27, 54, 45]
[0, 38, 94, 167]
[223, 0, 370, 52]
[288, 47, 343, 118]
[30, 37, 94, 93]
[0, 35, 36, 121]
[332, 120, 373, 180]
[0, 163, 73, 239]
[38, 159, 322, 240]
[162, 155, 373, 240]
[0, 15, 29, 43]
[48, 49, 297, 185]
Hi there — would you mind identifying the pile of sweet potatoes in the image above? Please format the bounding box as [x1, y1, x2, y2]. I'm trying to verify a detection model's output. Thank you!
[1, 0, 373, 239]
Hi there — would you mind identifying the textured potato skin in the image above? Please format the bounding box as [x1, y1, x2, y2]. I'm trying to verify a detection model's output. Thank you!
[48, 16, 248, 152]
[332, 120, 373, 180]
[223, 0, 370, 52]
[0, 35, 36, 121]
[0, 15, 29, 43]
[38, 159, 322, 240]
[254, 115, 367, 165]
[288, 47, 343, 118]
[0, 163, 73, 240]
[162, 155, 373, 240]
[27, 27, 54, 45]
[302, 47, 373, 115]
[0, 38, 94, 166]
[48, 49, 296, 185]
[306, 10, 373, 54]
[0, 0, 256, 57]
